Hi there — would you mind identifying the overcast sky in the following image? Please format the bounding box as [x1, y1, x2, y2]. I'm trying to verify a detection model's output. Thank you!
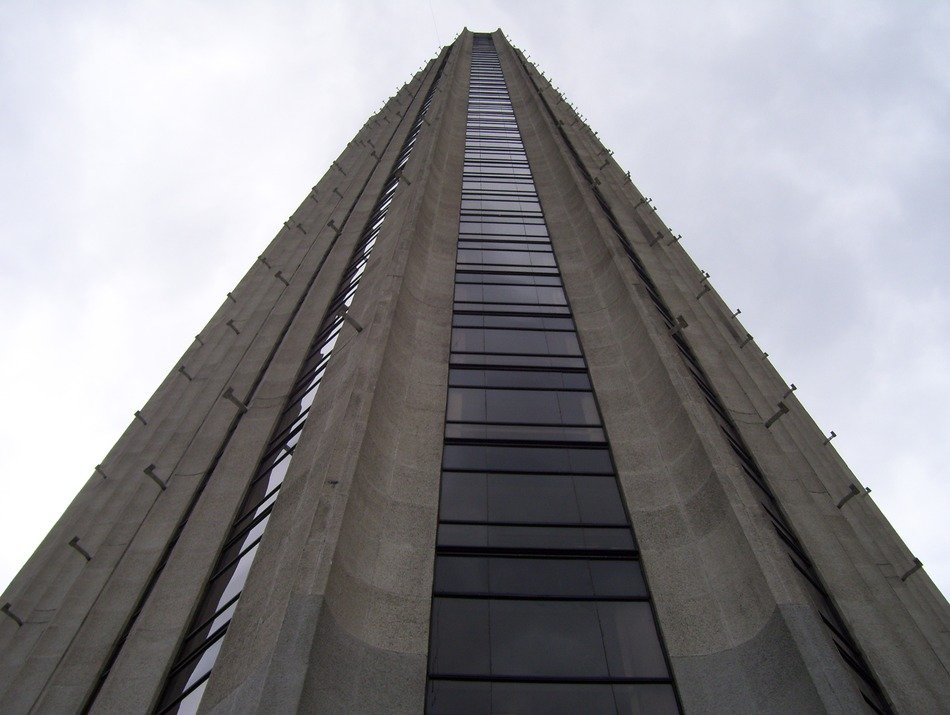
[1, 1, 947, 599]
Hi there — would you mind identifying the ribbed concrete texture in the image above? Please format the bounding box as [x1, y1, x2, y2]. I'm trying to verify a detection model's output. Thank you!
[1, 28, 946, 714]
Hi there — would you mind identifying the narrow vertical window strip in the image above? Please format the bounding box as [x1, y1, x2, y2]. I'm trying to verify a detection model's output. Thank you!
[425, 35, 681, 715]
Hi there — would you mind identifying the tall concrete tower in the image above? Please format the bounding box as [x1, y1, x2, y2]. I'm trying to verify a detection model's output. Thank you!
[1, 29, 947, 714]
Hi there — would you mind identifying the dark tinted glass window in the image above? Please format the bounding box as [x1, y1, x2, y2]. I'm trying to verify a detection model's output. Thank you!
[489, 599, 608, 677]
[429, 598, 490, 675]
[435, 556, 647, 598]
[491, 682, 616, 715]
[598, 601, 669, 678]
[442, 445, 613, 474]
[427, 37, 678, 713]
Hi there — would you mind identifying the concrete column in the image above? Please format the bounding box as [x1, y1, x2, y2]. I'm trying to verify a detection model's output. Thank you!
[199, 35, 469, 714]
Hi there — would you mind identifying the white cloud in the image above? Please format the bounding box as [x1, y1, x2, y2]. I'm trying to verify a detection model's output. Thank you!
[0, 0, 946, 610]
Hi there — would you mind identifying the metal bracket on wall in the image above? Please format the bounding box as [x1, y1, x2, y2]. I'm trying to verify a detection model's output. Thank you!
[68, 536, 93, 561]
[764, 401, 789, 428]
[1, 603, 23, 627]
[668, 315, 688, 337]
[337, 309, 364, 333]
[143, 464, 167, 491]
[822, 430, 837, 446]
[836, 483, 871, 509]
[178, 365, 193, 382]
[901, 558, 923, 582]
[222, 387, 249, 414]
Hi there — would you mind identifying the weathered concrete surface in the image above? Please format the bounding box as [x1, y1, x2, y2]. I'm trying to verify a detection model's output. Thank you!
[198, 38, 467, 714]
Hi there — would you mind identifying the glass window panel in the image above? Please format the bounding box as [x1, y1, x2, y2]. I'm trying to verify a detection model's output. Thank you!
[448, 368, 488, 386]
[489, 557, 595, 597]
[207, 541, 260, 610]
[442, 445, 613, 474]
[433, 555, 490, 594]
[458, 240, 550, 252]
[453, 304, 571, 318]
[469, 388, 598, 425]
[449, 326, 486, 352]
[484, 329, 576, 355]
[569, 448, 614, 474]
[444, 423, 605, 443]
[575, 477, 628, 524]
[217, 514, 270, 567]
[598, 601, 670, 678]
[484, 388, 558, 423]
[170, 678, 208, 715]
[179, 598, 237, 665]
[545, 331, 581, 355]
[175, 630, 225, 692]
[428, 598, 491, 675]
[437, 523, 488, 548]
[457, 264, 557, 276]
[534, 286, 567, 304]
[454, 274, 562, 287]
[583, 527, 636, 552]
[466, 328, 552, 354]
[426, 681, 491, 715]
[458, 250, 556, 267]
[251, 447, 293, 495]
[487, 525, 587, 551]
[440, 472, 488, 522]
[591, 559, 648, 598]
[488, 474, 580, 523]
[445, 388, 487, 421]
[449, 368, 589, 390]
[490, 599, 609, 677]
[492, 682, 617, 714]
[557, 391, 600, 423]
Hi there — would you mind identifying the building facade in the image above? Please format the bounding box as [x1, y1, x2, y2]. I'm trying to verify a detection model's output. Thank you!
[1, 29, 947, 714]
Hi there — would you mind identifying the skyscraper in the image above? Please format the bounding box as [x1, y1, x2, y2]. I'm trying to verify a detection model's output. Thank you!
[1, 26, 947, 713]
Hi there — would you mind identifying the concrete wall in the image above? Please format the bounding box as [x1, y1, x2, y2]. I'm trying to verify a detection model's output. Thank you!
[199, 34, 469, 714]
